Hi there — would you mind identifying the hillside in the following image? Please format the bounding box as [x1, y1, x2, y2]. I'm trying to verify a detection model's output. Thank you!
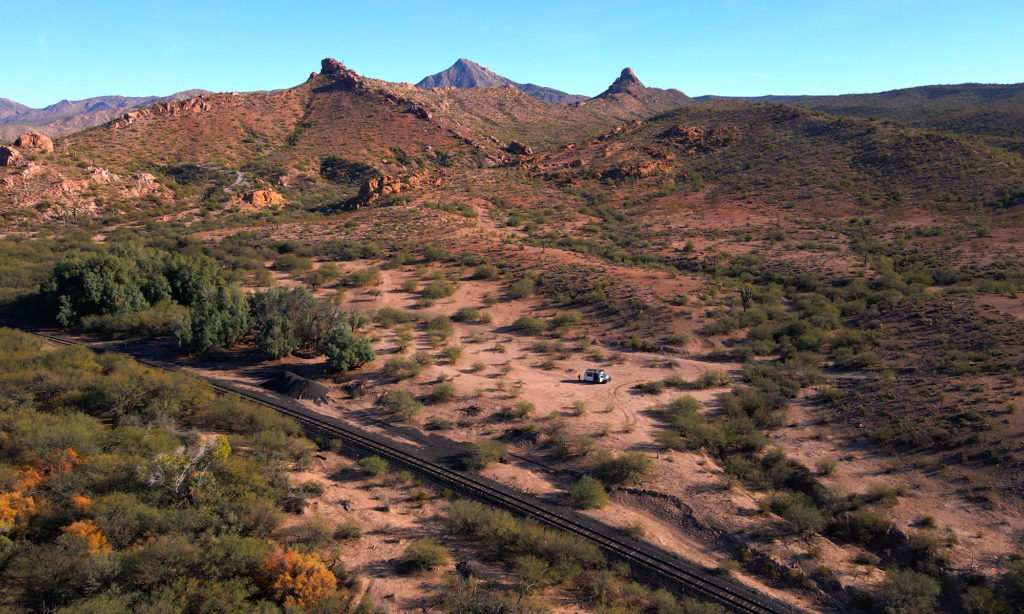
[701, 82, 1024, 155]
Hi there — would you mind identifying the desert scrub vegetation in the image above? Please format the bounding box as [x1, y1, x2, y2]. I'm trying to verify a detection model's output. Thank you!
[568, 476, 608, 509]
[0, 329, 387, 612]
[462, 440, 508, 470]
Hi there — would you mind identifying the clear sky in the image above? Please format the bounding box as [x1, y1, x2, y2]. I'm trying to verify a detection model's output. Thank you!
[4, 0, 1023, 107]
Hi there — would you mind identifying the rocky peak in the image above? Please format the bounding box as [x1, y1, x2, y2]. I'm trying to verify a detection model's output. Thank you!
[320, 57, 346, 75]
[598, 68, 646, 98]
[319, 57, 366, 90]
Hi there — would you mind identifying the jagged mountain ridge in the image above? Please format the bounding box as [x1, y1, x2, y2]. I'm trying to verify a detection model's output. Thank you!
[416, 58, 587, 104]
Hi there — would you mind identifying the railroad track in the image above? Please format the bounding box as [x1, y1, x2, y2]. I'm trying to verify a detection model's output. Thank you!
[25, 328, 796, 614]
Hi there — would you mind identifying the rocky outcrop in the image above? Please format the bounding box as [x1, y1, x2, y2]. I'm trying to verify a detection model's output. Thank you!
[0, 146, 23, 167]
[319, 58, 366, 91]
[113, 97, 209, 128]
[357, 171, 439, 205]
[13, 131, 53, 152]
[506, 140, 533, 156]
[236, 189, 285, 208]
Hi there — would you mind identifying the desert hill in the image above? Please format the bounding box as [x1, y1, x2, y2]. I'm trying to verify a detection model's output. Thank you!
[700, 82, 1024, 155]
[416, 58, 587, 104]
[0, 89, 210, 143]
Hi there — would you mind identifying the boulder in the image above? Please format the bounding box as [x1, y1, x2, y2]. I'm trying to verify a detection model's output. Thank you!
[0, 146, 23, 167]
[506, 140, 533, 156]
[238, 189, 285, 208]
[14, 131, 53, 152]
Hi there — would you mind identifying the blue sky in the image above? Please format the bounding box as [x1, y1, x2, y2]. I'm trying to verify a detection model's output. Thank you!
[5, 0, 1023, 107]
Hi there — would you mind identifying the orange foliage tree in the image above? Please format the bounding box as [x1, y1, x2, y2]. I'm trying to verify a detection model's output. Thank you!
[61, 519, 112, 554]
[257, 546, 337, 607]
[0, 492, 35, 533]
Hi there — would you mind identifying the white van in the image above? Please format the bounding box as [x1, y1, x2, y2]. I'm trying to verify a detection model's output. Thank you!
[584, 368, 611, 384]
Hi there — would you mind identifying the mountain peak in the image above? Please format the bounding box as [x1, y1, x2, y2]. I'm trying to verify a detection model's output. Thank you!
[416, 59, 509, 89]
[598, 68, 646, 98]
[415, 60, 587, 105]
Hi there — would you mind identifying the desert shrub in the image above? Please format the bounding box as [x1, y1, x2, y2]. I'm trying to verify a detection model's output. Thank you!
[442, 345, 463, 363]
[334, 518, 363, 540]
[430, 382, 456, 404]
[512, 315, 546, 335]
[568, 476, 607, 509]
[379, 390, 422, 421]
[473, 264, 499, 279]
[358, 456, 389, 478]
[286, 517, 335, 551]
[382, 356, 423, 380]
[374, 307, 413, 327]
[508, 275, 536, 299]
[693, 370, 730, 389]
[422, 279, 456, 300]
[594, 453, 653, 484]
[452, 306, 481, 322]
[816, 458, 839, 475]
[873, 568, 941, 614]
[422, 245, 450, 262]
[446, 500, 604, 570]
[273, 253, 313, 273]
[550, 310, 582, 330]
[635, 380, 665, 395]
[463, 440, 508, 470]
[427, 315, 455, 339]
[470, 361, 486, 372]
[412, 350, 435, 366]
[342, 267, 380, 287]
[399, 538, 449, 573]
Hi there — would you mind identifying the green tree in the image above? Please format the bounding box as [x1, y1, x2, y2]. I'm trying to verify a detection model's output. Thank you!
[41, 252, 148, 326]
[176, 284, 249, 354]
[321, 323, 374, 372]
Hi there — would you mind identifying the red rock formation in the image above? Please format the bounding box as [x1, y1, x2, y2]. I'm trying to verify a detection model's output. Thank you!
[0, 146, 23, 167]
[14, 131, 53, 152]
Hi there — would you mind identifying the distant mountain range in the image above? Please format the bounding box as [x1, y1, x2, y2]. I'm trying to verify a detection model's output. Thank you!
[0, 90, 209, 142]
[416, 59, 588, 105]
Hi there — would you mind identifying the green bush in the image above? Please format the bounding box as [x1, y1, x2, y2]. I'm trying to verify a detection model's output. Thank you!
[508, 276, 536, 299]
[473, 264, 499, 279]
[430, 382, 456, 404]
[379, 390, 422, 421]
[594, 453, 653, 484]
[568, 476, 608, 509]
[382, 356, 423, 380]
[427, 315, 455, 339]
[452, 306, 481, 323]
[512, 315, 546, 335]
[875, 568, 941, 614]
[399, 538, 449, 573]
[358, 456, 389, 478]
[463, 440, 508, 470]
[422, 279, 456, 300]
